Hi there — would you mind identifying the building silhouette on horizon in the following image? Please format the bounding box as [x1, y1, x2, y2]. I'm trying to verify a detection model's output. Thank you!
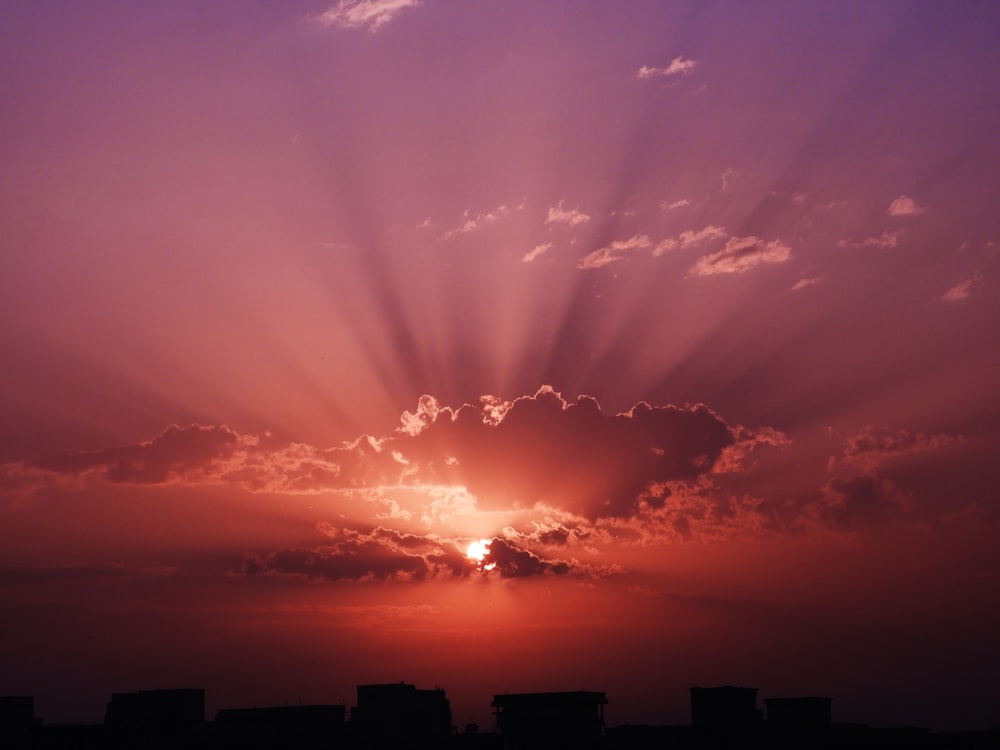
[690, 685, 763, 730]
[104, 688, 205, 727]
[764, 696, 832, 728]
[1, 696, 39, 749]
[350, 682, 452, 748]
[215, 704, 346, 749]
[5, 680, 999, 749]
[492, 691, 607, 750]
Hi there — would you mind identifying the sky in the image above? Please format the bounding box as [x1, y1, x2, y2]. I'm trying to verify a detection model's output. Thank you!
[2, 0, 999, 732]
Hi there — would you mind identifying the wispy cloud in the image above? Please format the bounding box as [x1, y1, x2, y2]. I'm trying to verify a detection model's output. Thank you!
[636, 56, 698, 79]
[809, 426, 965, 531]
[720, 167, 738, 190]
[838, 230, 900, 250]
[546, 201, 591, 227]
[888, 195, 926, 217]
[578, 234, 651, 269]
[315, 0, 420, 32]
[659, 198, 690, 210]
[791, 276, 821, 291]
[572, 226, 725, 267]
[942, 272, 983, 302]
[31, 424, 256, 485]
[440, 204, 515, 241]
[689, 236, 791, 276]
[816, 474, 913, 531]
[834, 425, 961, 473]
[653, 225, 727, 255]
[522, 243, 553, 263]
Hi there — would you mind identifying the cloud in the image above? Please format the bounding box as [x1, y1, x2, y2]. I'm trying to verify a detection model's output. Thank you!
[242, 526, 470, 582]
[440, 204, 515, 241]
[315, 0, 420, 32]
[888, 195, 926, 217]
[482, 537, 571, 577]
[241, 525, 600, 582]
[33, 424, 253, 484]
[22, 423, 396, 496]
[712, 424, 791, 474]
[833, 426, 960, 474]
[802, 425, 964, 532]
[399, 394, 444, 436]
[3, 389, 802, 544]
[578, 234, 651, 269]
[653, 225, 727, 255]
[689, 236, 791, 276]
[814, 474, 913, 531]
[592, 475, 777, 545]
[518, 523, 584, 547]
[401, 387, 743, 521]
[791, 276, 820, 291]
[0, 461, 66, 506]
[605, 422, 966, 542]
[8, 387, 775, 528]
[546, 202, 591, 227]
[573, 225, 726, 265]
[221, 441, 351, 493]
[10, 390, 966, 551]
[636, 57, 698, 79]
[660, 199, 690, 210]
[522, 243, 553, 263]
[942, 272, 983, 301]
[837, 231, 900, 250]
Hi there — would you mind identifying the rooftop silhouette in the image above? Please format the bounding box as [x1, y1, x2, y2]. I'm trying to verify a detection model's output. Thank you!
[492, 691, 606, 750]
[3, 681, 997, 750]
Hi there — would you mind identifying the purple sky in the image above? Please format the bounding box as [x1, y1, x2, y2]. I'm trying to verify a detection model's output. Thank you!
[2, 0, 999, 731]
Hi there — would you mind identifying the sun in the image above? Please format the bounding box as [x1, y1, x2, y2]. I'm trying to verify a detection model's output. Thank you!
[466, 539, 490, 561]
[466, 539, 495, 570]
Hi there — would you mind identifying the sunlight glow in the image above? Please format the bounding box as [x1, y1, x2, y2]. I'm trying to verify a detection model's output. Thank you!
[466, 539, 490, 561]
[465, 539, 496, 571]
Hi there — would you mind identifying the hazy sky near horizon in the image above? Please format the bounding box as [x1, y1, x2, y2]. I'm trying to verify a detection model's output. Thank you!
[2, 0, 999, 731]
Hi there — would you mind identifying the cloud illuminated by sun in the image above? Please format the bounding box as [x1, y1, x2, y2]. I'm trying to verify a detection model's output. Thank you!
[315, 0, 421, 32]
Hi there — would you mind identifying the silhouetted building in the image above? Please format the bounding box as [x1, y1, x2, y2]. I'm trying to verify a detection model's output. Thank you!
[491, 691, 607, 750]
[605, 724, 694, 750]
[765, 696, 831, 728]
[215, 704, 346, 749]
[24, 724, 107, 750]
[0, 696, 35, 729]
[104, 688, 207, 749]
[450, 723, 503, 750]
[350, 682, 451, 748]
[690, 686, 762, 730]
[1, 696, 38, 748]
[105, 688, 204, 727]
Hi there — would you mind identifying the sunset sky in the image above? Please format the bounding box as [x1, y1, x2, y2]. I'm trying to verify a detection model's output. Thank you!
[2, 0, 999, 732]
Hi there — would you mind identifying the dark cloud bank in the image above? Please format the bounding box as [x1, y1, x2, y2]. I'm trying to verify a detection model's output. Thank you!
[5, 387, 974, 582]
